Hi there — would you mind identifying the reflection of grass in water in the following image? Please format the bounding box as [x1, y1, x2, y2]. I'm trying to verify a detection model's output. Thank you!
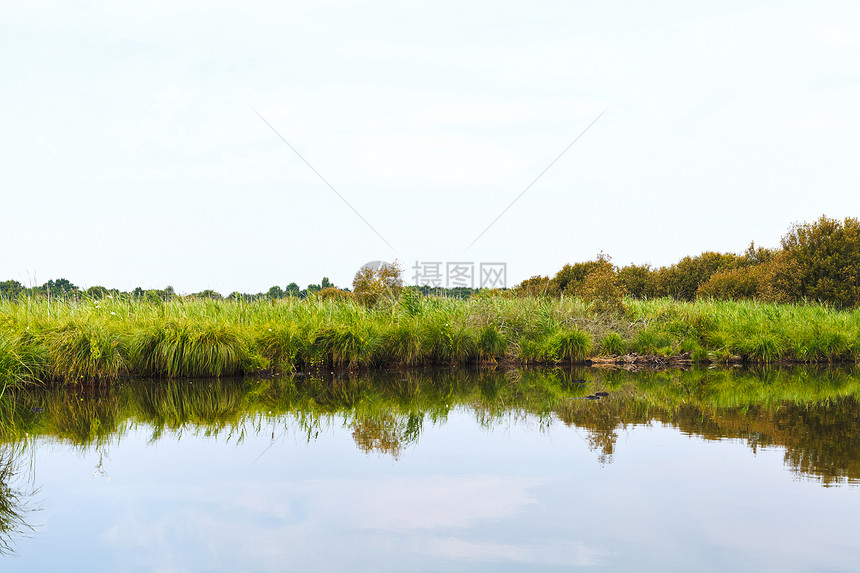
[48, 387, 125, 447]
[0, 366, 858, 483]
[133, 380, 246, 440]
[0, 442, 37, 555]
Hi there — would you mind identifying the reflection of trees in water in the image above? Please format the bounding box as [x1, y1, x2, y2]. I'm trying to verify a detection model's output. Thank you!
[0, 366, 858, 485]
[351, 413, 423, 459]
[0, 443, 37, 555]
[558, 394, 860, 486]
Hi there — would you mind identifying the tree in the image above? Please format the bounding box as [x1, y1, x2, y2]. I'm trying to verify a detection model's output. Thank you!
[580, 265, 627, 313]
[267, 286, 284, 300]
[42, 278, 79, 298]
[515, 276, 552, 297]
[617, 264, 656, 299]
[193, 289, 223, 300]
[85, 286, 109, 299]
[0, 280, 24, 300]
[549, 261, 604, 296]
[697, 266, 765, 301]
[779, 215, 860, 307]
[285, 283, 301, 297]
[654, 252, 741, 301]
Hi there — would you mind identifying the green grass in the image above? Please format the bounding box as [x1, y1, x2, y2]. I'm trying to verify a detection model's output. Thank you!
[0, 294, 859, 382]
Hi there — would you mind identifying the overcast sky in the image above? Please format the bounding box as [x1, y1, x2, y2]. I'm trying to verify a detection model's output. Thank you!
[3, 1, 859, 294]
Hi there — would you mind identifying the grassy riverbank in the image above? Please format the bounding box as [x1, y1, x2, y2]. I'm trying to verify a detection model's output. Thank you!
[1, 294, 860, 385]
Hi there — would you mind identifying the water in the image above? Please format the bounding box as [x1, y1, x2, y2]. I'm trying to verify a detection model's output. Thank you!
[1, 367, 859, 571]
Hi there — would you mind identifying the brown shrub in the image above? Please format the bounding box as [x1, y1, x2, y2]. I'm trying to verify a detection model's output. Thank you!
[315, 287, 356, 302]
[580, 265, 627, 314]
[515, 276, 554, 297]
[697, 266, 764, 301]
[617, 264, 657, 299]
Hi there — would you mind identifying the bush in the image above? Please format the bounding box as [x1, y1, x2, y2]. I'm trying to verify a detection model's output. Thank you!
[315, 287, 356, 302]
[580, 265, 626, 314]
[550, 260, 607, 295]
[778, 215, 860, 307]
[697, 265, 764, 301]
[758, 251, 804, 304]
[599, 332, 625, 355]
[514, 276, 553, 297]
[617, 264, 656, 299]
[654, 252, 742, 300]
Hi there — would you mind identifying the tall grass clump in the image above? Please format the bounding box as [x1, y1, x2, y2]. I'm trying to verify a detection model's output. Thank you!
[598, 332, 626, 356]
[518, 326, 592, 364]
[128, 321, 248, 378]
[0, 330, 47, 391]
[44, 320, 128, 381]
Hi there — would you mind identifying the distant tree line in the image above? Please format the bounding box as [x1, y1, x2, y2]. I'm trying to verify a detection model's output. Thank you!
[7, 215, 854, 308]
[0, 280, 183, 302]
[516, 215, 860, 308]
[0, 273, 487, 303]
[0, 277, 351, 303]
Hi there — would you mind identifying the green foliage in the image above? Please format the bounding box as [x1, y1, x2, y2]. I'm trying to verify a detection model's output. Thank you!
[85, 286, 110, 300]
[740, 241, 777, 266]
[617, 264, 656, 299]
[550, 329, 592, 361]
[398, 287, 422, 317]
[144, 290, 162, 305]
[285, 283, 301, 297]
[599, 332, 626, 355]
[550, 259, 608, 296]
[514, 275, 553, 297]
[779, 215, 860, 308]
[42, 278, 79, 298]
[476, 324, 507, 362]
[129, 322, 246, 378]
[0, 331, 46, 391]
[654, 251, 742, 301]
[191, 290, 223, 300]
[315, 287, 355, 302]
[45, 321, 128, 381]
[697, 265, 765, 301]
[1, 291, 860, 384]
[0, 281, 24, 301]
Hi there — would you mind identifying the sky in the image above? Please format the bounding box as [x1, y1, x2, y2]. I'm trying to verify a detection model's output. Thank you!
[2, 1, 859, 294]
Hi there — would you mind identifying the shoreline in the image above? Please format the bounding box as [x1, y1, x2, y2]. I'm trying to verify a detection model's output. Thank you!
[2, 295, 860, 385]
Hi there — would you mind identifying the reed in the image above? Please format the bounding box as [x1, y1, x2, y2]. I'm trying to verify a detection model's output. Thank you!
[1, 294, 859, 383]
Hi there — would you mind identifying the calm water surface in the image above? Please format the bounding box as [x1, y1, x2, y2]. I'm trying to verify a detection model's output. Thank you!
[1, 367, 858, 571]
